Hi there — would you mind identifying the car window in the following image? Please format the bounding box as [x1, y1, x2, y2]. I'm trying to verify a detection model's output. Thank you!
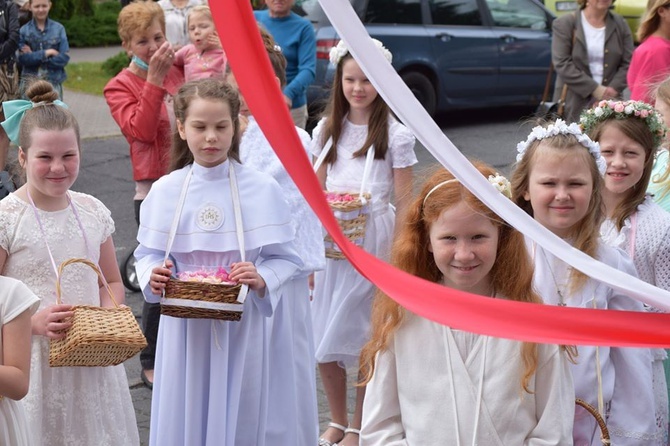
[364, 0, 423, 24]
[429, 0, 483, 26]
[484, 0, 549, 29]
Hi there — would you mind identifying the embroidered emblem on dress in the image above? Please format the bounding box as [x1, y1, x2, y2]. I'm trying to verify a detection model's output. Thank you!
[196, 204, 224, 231]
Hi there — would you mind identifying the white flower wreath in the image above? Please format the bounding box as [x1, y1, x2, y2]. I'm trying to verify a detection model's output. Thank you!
[488, 173, 512, 198]
[329, 38, 393, 66]
[516, 119, 607, 175]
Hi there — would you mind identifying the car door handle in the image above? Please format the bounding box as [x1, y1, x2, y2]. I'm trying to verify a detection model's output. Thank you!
[435, 32, 453, 42]
[500, 34, 516, 44]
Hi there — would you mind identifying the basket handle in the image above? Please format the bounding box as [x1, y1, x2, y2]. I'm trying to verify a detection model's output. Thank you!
[575, 398, 610, 444]
[56, 258, 119, 308]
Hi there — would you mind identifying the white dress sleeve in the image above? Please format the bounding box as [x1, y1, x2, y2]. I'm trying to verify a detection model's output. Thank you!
[309, 117, 329, 158]
[525, 346, 575, 446]
[388, 121, 417, 169]
[360, 347, 409, 446]
[605, 251, 657, 443]
[0, 277, 40, 323]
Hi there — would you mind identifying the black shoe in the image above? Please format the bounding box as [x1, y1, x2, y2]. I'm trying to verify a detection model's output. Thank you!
[141, 369, 153, 390]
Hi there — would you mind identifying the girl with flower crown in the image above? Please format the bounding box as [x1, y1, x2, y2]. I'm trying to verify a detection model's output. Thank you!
[310, 38, 417, 446]
[511, 119, 657, 445]
[359, 162, 575, 445]
[581, 99, 670, 444]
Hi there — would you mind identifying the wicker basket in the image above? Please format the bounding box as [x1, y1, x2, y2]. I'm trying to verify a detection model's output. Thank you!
[324, 192, 371, 260]
[162, 278, 244, 321]
[576, 398, 610, 445]
[49, 258, 147, 367]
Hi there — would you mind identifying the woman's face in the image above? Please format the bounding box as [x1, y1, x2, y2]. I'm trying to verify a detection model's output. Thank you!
[123, 19, 166, 65]
[585, 0, 613, 13]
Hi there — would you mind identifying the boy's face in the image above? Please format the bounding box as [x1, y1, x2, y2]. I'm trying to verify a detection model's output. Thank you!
[30, 0, 51, 21]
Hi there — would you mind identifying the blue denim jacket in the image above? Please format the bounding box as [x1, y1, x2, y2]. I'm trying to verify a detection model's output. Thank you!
[18, 18, 69, 85]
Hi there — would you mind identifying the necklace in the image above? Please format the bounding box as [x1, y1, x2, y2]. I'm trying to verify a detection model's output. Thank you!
[537, 244, 568, 306]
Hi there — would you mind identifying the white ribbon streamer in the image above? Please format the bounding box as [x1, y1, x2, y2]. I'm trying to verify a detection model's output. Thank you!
[318, 0, 670, 310]
[161, 298, 244, 312]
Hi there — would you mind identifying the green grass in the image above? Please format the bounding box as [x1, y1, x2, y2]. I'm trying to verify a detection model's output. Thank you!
[64, 61, 111, 96]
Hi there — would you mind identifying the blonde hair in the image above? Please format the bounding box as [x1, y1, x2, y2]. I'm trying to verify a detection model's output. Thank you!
[187, 5, 212, 25]
[360, 162, 542, 393]
[511, 136, 604, 292]
[652, 77, 670, 200]
[637, 0, 670, 42]
[117, 1, 166, 44]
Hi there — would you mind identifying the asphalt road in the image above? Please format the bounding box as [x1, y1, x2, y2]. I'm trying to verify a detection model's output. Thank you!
[73, 105, 537, 445]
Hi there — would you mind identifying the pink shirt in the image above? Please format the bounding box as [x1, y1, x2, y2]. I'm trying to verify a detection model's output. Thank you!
[174, 44, 227, 81]
[628, 35, 670, 104]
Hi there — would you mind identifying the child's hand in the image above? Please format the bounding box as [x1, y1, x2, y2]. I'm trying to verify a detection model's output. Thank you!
[150, 260, 174, 295]
[45, 49, 59, 57]
[32, 304, 74, 339]
[229, 262, 266, 292]
[208, 32, 222, 49]
[20, 45, 31, 54]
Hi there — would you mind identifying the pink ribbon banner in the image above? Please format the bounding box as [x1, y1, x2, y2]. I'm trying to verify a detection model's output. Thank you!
[210, 0, 670, 347]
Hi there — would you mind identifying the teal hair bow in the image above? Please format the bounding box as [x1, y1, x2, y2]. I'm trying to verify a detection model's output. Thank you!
[1, 99, 68, 146]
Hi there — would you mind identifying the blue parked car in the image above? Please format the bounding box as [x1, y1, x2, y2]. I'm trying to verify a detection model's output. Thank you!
[299, 0, 556, 118]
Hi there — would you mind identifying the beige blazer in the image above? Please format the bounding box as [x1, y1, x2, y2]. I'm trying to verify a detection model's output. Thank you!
[551, 11, 634, 123]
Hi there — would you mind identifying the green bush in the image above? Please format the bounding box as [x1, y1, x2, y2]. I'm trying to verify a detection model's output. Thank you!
[50, 0, 95, 21]
[102, 51, 130, 77]
[61, 1, 121, 47]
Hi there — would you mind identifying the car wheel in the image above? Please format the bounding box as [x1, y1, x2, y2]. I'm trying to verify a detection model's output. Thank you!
[121, 249, 142, 293]
[401, 71, 437, 117]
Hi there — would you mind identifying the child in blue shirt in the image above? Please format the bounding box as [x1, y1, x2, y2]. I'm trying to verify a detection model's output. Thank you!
[18, 0, 69, 98]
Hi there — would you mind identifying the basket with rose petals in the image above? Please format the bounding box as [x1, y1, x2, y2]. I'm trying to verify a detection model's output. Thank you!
[324, 191, 371, 260]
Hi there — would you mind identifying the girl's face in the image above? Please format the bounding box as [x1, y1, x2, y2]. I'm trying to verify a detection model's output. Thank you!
[428, 201, 499, 296]
[188, 13, 216, 52]
[177, 97, 235, 168]
[523, 146, 594, 238]
[19, 128, 80, 201]
[341, 58, 378, 116]
[598, 123, 647, 197]
[30, 0, 51, 22]
[124, 19, 166, 64]
[655, 97, 670, 144]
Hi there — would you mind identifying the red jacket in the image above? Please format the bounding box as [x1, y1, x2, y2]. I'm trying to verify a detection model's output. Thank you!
[104, 68, 181, 181]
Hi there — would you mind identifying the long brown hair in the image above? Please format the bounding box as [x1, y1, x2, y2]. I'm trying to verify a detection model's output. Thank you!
[360, 162, 542, 393]
[589, 118, 656, 230]
[637, 0, 670, 42]
[318, 53, 390, 164]
[511, 136, 604, 292]
[169, 79, 241, 172]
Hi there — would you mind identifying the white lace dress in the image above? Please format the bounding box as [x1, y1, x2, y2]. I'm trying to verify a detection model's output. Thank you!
[0, 277, 39, 446]
[309, 117, 417, 367]
[601, 196, 670, 445]
[0, 192, 140, 446]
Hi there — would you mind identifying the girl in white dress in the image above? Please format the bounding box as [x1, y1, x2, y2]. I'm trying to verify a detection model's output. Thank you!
[310, 38, 417, 446]
[228, 29, 325, 446]
[581, 100, 670, 444]
[648, 77, 670, 211]
[136, 78, 303, 446]
[0, 277, 39, 446]
[511, 119, 657, 445]
[0, 80, 140, 445]
[359, 163, 575, 445]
